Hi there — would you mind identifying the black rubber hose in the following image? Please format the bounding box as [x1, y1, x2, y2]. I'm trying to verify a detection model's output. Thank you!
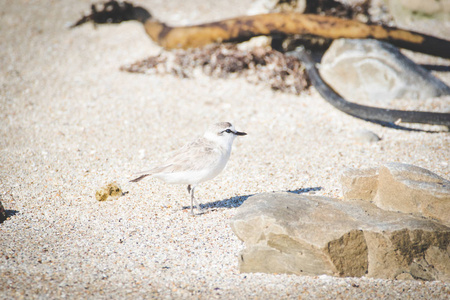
[287, 47, 450, 127]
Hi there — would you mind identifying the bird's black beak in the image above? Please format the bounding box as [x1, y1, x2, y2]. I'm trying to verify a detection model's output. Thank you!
[234, 131, 247, 136]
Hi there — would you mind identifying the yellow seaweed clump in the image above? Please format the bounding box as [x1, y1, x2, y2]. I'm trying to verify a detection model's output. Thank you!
[95, 182, 123, 201]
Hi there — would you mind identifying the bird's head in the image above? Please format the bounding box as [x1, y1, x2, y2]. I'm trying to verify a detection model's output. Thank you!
[204, 122, 247, 148]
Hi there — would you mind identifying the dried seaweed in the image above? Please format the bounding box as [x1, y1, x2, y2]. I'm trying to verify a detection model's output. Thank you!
[305, 0, 368, 20]
[121, 44, 310, 94]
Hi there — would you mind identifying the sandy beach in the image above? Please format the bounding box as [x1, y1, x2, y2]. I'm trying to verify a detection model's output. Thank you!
[1, 0, 449, 298]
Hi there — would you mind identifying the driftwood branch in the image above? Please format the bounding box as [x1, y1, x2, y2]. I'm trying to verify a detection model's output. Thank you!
[71, 1, 450, 58]
[287, 47, 450, 128]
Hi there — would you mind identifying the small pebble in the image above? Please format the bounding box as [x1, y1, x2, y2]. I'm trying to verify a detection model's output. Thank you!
[353, 129, 381, 143]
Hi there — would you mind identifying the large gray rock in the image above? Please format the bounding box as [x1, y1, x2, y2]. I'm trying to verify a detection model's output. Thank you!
[319, 39, 450, 105]
[374, 163, 450, 226]
[341, 167, 379, 201]
[230, 192, 450, 281]
[341, 163, 450, 226]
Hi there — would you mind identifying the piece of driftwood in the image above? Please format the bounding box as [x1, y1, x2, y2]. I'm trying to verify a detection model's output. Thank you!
[71, 0, 450, 58]
[287, 47, 450, 128]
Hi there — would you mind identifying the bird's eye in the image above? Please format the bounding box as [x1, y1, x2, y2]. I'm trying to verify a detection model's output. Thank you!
[225, 129, 232, 133]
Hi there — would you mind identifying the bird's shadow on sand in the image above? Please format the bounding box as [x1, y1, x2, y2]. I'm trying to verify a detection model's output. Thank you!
[182, 186, 322, 211]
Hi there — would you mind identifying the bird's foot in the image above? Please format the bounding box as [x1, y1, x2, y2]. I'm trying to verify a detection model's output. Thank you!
[190, 204, 205, 216]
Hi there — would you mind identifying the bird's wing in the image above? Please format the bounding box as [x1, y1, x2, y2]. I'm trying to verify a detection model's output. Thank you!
[130, 137, 222, 182]
[155, 138, 221, 173]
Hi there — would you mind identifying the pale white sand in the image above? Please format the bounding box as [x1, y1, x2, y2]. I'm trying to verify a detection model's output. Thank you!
[1, 0, 449, 298]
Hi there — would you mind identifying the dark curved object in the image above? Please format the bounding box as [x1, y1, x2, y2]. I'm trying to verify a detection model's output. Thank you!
[287, 47, 450, 127]
[70, 0, 151, 27]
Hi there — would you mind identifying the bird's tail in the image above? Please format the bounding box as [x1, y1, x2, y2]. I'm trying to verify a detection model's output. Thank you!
[129, 172, 151, 182]
[130, 164, 167, 182]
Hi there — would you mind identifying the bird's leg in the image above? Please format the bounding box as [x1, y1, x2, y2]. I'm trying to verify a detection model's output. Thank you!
[188, 185, 194, 215]
[190, 186, 196, 215]
[189, 185, 203, 215]
[187, 184, 196, 215]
